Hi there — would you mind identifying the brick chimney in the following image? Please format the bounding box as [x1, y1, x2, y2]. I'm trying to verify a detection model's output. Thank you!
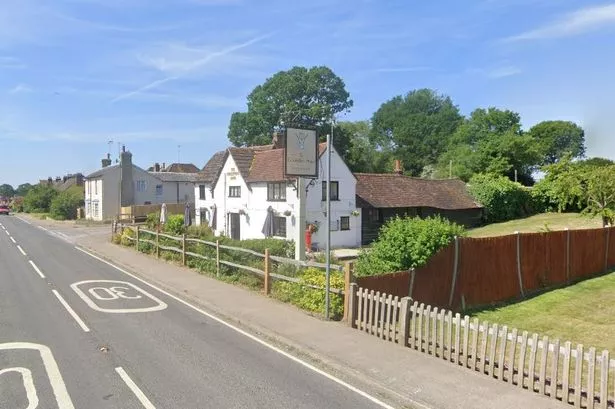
[120, 146, 134, 207]
[162, 162, 166, 171]
[394, 160, 403, 175]
[272, 131, 285, 149]
[154, 163, 160, 172]
[101, 153, 112, 168]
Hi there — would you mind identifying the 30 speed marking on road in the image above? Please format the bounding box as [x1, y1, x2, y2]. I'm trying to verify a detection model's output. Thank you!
[71, 280, 168, 313]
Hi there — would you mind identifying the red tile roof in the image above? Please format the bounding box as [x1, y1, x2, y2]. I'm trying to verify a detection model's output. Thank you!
[355, 173, 482, 210]
[246, 142, 328, 182]
[164, 163, 199, 173]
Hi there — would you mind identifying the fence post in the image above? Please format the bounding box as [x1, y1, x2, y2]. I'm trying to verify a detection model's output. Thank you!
[348, 283, 358, 328]
[216, 239, 220, 277]
[136, 225, 140, 251]
[516, 231, 525, 298]
[408, 268, 416, 299]
[604, 226, 610, 273]
[182, 233, 186, 266]
[343, 262, 354, 322]
[399, 296, 412, 347]
[448, 236, 460, 308]
[156, 227, 160, 259]
[264, 248, 271, 295]
[566, 228, 571, 283]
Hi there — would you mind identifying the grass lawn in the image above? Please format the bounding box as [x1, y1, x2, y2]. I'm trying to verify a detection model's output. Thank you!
[471, 270, 615, 353]
[468, 212, 602, 238]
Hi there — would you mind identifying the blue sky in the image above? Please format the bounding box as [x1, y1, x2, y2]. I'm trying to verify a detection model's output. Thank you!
[2, 0, 615, 186]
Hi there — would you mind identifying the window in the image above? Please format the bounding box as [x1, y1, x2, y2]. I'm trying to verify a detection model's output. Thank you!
[321, 181, 339, 201]
[199, 185, 206, 200]
[273, 216, 287, 237]
[85, 201, 90, 216]
[136, 180, 147, 192]
[340, 216, 350, 231]
[93, 202, 99, 218]
[367, 208, 382, 222]
[155, 184, 163, 196]
[228, 186, 241, 198]
[267, 182, 286, 201]
[94, 180, 98, 195]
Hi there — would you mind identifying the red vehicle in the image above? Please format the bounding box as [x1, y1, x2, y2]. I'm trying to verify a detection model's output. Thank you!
[0, 204, 9, 215]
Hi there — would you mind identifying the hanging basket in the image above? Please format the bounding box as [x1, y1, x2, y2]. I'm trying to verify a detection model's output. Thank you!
[351, 210, 360, 217]
[283, 210, 292, 217]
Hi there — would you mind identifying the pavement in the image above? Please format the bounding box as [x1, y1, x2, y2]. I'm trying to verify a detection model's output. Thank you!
[3, 214, 568, 409]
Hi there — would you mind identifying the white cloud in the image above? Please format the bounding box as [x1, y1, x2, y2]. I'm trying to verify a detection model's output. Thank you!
[8, 84, 33, 94]
[112, 32, 274, 103]
[487, 66, 522, 79]
[0, 56, 26, 69]
[506, 3, 615, 41]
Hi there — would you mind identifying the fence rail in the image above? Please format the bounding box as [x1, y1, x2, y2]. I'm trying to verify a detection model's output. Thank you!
[120, 225, 345, 296]
[348, 283, 615, 408]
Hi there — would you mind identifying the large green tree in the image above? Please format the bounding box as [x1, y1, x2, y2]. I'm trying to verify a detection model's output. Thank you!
[370, 89, 462, 176]
[0, 184, 15, 198]
[15, 183, 33, 197]
[337, 120, 391, 173]
[437, 107, 541, 184]
[23, 185, 58, 213]
[529, 120, 585, 165]
[228, 66, 353, 149]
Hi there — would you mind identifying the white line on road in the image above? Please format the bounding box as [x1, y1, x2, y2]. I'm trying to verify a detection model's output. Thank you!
[6, 229, 11, 235]
[0, 367, 39, 409]
[115, 367, 156, 409]
[76, 247, 403, 409]
[0, 343, 75, 409]
[17, 245, 27, 256]
[10, 236, 16, 243]
[16, 216, 32, 225]
[52, 290, 90, 333]
[28, 260, 46, 279]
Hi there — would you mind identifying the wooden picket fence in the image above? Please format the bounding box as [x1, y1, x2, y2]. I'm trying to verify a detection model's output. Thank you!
[347, 283, 615, 408]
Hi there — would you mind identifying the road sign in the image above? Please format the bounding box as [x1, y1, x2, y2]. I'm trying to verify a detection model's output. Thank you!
[284, 128, 318, 178]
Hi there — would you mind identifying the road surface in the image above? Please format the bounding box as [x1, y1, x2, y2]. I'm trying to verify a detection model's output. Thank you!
[0, 215, 393, 409]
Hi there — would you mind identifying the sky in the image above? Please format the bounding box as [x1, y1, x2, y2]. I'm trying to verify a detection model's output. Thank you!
[2, 0, 615, 186]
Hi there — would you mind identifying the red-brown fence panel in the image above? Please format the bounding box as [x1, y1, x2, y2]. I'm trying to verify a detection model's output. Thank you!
[356, 270, 410, 298]
[569, 228, 606, 280]
[412, 244, 455, 308]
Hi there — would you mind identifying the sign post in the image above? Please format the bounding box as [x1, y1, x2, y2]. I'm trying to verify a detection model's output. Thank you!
[284, 128, 318, 261]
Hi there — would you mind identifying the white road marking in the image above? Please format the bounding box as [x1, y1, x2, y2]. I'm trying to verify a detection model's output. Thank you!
[52, 290, 91, 333]
[17, 245, 27, 256]
[115, 367, 156, 409]
[0, 343, 76, 409]
[15, 216, 32, 225]
[0, 367, 39, 409]
[10, 236, 16, 243]
[28, 260, 46, 279]
[71, 280, 167, 313]
[4, 229, 9, 235]
[75, 247, 402, 409]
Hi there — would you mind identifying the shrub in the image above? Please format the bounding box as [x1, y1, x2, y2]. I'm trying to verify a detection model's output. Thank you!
[272, 268, 345, 319]
[23, 185, 58, 213]
[163, 214, 186, 236]
[186, 224, 215, 240]
[145, 212, 160, 229]
[468, 174, 532, 223]
[120, 228, 135, 246]
[355, 216, 465, 277]
[230, 238, 294, 258]
[49, 190, 82, 220]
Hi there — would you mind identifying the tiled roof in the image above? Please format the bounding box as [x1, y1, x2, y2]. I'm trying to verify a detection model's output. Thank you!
[85, 164, 119, 178]
[228, 147, 259, 182]
[164, 163, 199, 173]
[150, 172, 202, 182]
[246, 142, 329, 182]
[355, 173, 482, 210]
[198, 150, 228, 183]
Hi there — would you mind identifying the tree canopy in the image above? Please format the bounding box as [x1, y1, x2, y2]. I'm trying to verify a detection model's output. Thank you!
[529, 120, 585, 165]
[370, 89, 462, 176]
[0, 184, 15, 198]
[228, 66, 353, 147]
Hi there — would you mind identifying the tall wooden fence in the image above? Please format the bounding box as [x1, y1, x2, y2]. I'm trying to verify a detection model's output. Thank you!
[347, 284, 615, 409]
[357, 227, 615, 311]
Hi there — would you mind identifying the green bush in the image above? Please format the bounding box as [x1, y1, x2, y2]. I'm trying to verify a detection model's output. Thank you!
[163, 214, 186, 236]
[49, 190, 82, 220]
[120, 228, 135, 246]
[468, 174, 532, 223]
[355, 216, 465, 277]
[271, 268, 345, 319]
[186, 224, 215, 240]
[23, 185, 58, 213]
[145, 212, 160, 229]
[229, 238, 294, 258]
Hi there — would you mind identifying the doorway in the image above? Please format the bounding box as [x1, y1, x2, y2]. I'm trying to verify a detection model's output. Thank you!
[229, 213, 241, 240]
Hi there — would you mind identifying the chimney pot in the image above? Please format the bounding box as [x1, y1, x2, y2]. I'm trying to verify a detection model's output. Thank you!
[122, 145, 126, 153]
[154, 163, 160, 172]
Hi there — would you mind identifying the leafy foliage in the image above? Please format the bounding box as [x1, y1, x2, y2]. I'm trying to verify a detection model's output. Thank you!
[468, 174, 533, 223]
[529, 120, 585, 165]
[582, 165, 615, 225]
[272, 268, 345, 319]
[49, 190, 83, 220]
[23, 185, 58, 213]
[0, 184, 15, 198]
[370, 89, 463, 176]
[355, 216, 465, 277]
[15, 183, 33, 197]
[228, 66, 353, 148]
[163, 214, 186, 236]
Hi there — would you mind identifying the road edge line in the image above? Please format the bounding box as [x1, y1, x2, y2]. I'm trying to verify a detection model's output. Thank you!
[52, 289, 91, 333]
[115, 367, 156, 409]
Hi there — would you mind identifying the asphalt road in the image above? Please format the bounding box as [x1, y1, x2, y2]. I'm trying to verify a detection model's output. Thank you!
[0, 215, 391, 409]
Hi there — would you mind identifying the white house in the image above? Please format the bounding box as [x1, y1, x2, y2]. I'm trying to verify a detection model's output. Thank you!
[194, 136, 361, 249]
[84, 149, 198, 221]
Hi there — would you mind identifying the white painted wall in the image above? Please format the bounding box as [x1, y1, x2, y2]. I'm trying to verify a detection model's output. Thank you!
[205, 145, 361, 248]
[194, 183, 214, 226]
[133, 168, 195, 206]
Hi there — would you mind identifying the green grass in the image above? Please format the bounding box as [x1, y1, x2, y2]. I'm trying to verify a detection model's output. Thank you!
[468, 212, 602, 238]
[471, 270, 615, 353]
